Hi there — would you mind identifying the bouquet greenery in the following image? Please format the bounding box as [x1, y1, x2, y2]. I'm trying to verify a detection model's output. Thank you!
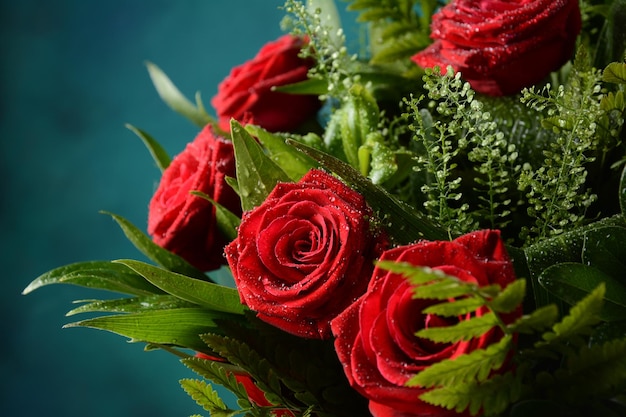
[24, 1, 626, 416]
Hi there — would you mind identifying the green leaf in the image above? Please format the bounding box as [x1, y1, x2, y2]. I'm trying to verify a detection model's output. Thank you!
[422, 297, 485, 317]
[245, 125, 317, 181]
[272, 78, 328, 95]
[288, 140, 448, 242]
[65, 308, 231, 352]
[582, 226, 626, 279]
[416, 313, 499, 343]
[507, 304, 559, 334]
[190, 191, 241, 242]
[540, 283, 606, 347]
[230, 120, 291, 211]
[602, 62, 626, 84]
[376, 261, 450, 285]
[115, 260, 245, 315]
[22, 260, 163, 296]
[523, 215, 626, 308]
[559, 337, 626, 401]
[102, 211, 207, 280]
[146, 61, 214, 128]
[408, 335, 514, 388]
[490, 279, 526, 314]
[413, 279, 477, 300]
[179, 378, 240, 416]
[539, 263, 626, 321]
[67, 294, 195, 316]
[182, 357, 249, 395]
[419, 370, 522, 416]
[618, 162, 626, 217]
[125, 123, 170, 172]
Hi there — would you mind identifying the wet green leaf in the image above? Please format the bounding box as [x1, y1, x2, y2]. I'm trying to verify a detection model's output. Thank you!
[539, 263, 626, 321]
[102, 211, 208, 280]
[116, 259, 246, 315]
[65, 308, 231, 352]
[23, 260, 163, 296]
[125, 123, 170, 172]
[245, 124, 317, 181]
[230, 120, 291, 211]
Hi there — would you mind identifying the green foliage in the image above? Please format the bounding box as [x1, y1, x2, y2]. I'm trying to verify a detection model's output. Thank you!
[102, 211, 208, 280]
[538, 283, 606, 351]
[190, 191, 241, 242]
[64, 308, 235, 352]
[519, 49, 608, 242]
[125, 123, 171, 172]
[346, 0, 442, 66]
[404, 66, 520, 237]
[283, 0, 354, 100]
[245, 124, 317, 181]
[230, 120, 291, 211]
[385, 260, 626, 415]
[180, 378, 242, 417]
[289, 140, 448, 243]
[22, 260, 164, 296]
[115, 260, 246, 315]
[408, 335, 514, 388]
[419, 370, 523, 416]
[146, 61, 215, 129]
[66, 294, 195, 316]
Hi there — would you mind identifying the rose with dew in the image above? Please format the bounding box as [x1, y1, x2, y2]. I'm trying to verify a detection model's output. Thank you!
[225, 169, 388, 339]
[331, 230, 521, 417]
[412, 0, 581, 96]
[148, 124, 241, 271]
[211, 34, 320, 132]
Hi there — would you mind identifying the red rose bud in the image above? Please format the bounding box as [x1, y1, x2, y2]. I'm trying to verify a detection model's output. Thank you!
[211, 34, 321, 132]
[412, 0, 582, 96]
[148, 125, 242, 271]
[331, 230, 521, 417]
[225, 169, 388, 339]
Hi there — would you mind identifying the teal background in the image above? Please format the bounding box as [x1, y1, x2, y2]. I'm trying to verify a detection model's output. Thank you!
[1, 1, 297, 416]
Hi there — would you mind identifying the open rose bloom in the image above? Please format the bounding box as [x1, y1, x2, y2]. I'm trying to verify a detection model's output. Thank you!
[412, 0, 582, 95]
[331, 230, 521, 417]
[226, 169, 388, 339]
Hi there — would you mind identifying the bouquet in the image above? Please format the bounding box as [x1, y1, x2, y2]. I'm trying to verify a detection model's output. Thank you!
[24, 0, 626, 416]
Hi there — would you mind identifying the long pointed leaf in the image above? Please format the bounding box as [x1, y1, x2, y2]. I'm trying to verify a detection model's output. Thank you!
[125, 123, 171, 172]
[230, 119, 291, 211]
[102, 211, 208, 280]
[64, 308, 233, 352]
[146, 61, 214, 128]
[287, 140, 448, 243]
[67, 294, 196, 316]
[116, 259, 246, 315]
[23, 260, 163, 296]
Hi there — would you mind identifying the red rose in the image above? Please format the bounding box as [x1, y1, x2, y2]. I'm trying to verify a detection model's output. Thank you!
[225, 169, 387, 339]
[148, 124, 241, 271]
[211, 34, 320, 132]
[331, 230, 520, 417]
[412, 0, 581, 96]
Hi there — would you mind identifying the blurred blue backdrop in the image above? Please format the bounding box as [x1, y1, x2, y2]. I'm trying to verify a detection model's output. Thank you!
[1, 1, 357, 416]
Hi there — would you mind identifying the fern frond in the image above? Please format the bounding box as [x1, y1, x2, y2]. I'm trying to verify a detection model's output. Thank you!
[518, 48, 609, 243]
[419, 370, 524, 416]
[416, 312, 499, 343]
[180, 378, 240, 416]
[538, 283, 605, 351]
[408, 335, 514, 388]
[561, 337, 626, 400]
